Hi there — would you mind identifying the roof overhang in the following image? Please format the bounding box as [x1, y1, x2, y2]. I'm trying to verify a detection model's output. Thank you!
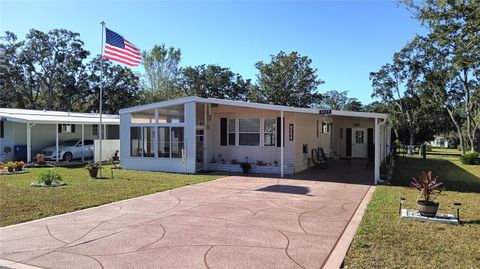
[0, 109, 120, 125]
[119, 96, 388, 120]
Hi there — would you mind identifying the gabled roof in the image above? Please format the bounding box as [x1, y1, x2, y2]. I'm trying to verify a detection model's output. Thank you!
[0, 108, 120, 125]
[119, 96, 388, 119]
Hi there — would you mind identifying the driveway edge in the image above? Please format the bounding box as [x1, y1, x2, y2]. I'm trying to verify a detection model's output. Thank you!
[322, 185, 376, 269]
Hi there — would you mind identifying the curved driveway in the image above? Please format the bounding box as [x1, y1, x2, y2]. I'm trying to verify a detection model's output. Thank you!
[0, 175, 371, 269]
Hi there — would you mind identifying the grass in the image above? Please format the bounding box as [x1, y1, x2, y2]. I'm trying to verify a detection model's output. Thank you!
[344, 148, 480, 268]
[0, 165, 223, 227]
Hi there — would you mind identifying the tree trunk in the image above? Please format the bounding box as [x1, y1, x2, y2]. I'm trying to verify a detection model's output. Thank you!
[446, 107, 465, 155]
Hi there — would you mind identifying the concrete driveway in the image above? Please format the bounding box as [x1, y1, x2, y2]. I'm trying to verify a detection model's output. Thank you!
[0, 176, 371, 269]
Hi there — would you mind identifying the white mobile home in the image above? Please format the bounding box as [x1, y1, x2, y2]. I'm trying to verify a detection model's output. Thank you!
[0, 108, 120, 163]
[119, 97, 390, 184]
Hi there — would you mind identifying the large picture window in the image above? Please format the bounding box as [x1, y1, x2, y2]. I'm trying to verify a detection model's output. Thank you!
[263, 118, 276, 146]
[158, 127, 170, 158]
[171, 127, 184, 158]
[239, 118, 260, 146]
[228, 119, 236, 145]
[130, 127, 142, 157]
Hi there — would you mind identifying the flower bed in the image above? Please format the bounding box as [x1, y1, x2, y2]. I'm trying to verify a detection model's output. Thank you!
[0, 161, 26, 175]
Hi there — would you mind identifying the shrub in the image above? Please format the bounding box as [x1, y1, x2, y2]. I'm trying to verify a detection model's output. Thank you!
[6, 162, 16, 171]
[410, 171, 443, 202]
[240, 162, 251, 173]
[36, 169, 63, 186]
[460, 151, 480, 165]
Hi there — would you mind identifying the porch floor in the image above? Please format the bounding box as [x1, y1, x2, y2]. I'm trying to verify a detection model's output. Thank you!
[291, 159, 374, 185]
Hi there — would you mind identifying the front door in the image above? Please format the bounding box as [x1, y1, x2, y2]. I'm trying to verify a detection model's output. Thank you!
[352, 128, 368, 158]
[196, 129, 204, 171]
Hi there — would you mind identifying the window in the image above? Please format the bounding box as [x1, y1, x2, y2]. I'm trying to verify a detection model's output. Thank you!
[158, 127, 170, 158]
[131, 109, 155, 124]
[92, 125, 98, 136]
[263, 118, 276, 146]
[322, 122, 331, 134]
[158, 104, 184, 123]
[84, 140, 94, 145]
[59, 124, 75, 133]
[355, 130, 365, 144]
[228, 119, 236, 145]
[130, 127, 142, 157]
[171, 127, 184, 158]
[239, 118, 260, 146]
[143, 127, 155, 157]
[0, 121, 3, 138]
[316, 120, 319, 138]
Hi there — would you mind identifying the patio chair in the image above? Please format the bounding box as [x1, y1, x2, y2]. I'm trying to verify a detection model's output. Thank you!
[318, 148, 334, 166]
[311, 148, 327, 167]
[109, 150, 120, 169]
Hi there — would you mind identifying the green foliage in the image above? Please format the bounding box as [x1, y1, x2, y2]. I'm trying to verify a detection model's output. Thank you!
[0, 29, 141, 113]
[254, 51, 323, 108]
[460, 152, 480, 165]
[180, 64, 251, 101]
[140, 44, 184, 103]
[36, 169, 63, 185]
[319, 90, 363, 111]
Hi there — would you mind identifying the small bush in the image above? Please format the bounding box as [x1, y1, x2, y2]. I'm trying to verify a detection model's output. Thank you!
[36, 169, 63, 186]
[460, 152, 480, 165]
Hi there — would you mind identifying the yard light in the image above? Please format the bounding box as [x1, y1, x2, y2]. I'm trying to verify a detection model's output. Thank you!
[399, 197, 405, 215]
[453, 202, 462, 222]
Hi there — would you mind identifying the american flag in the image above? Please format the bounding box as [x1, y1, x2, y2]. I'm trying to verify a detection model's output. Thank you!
[103, 28, 141, 66]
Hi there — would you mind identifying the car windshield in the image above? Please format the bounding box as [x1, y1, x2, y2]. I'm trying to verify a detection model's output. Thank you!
[61, 140, 78, 147]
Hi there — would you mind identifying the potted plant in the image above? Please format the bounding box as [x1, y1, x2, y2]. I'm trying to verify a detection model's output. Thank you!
[36, 153, 45, 163]
[230, 159, 238, 165]
[240, 162, 251, 173]
[86, 162, 100, 178]
[15, 161, 25, 171]
[410, 171, 443, 217]
[6, 161, 16, 173]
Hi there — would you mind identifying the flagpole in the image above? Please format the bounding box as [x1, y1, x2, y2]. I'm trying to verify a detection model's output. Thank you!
[99, 21, 105, 178]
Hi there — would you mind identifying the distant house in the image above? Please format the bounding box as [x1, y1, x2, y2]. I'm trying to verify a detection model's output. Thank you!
[428, 135, 456, 149]
[119, 96, 391, 184]
[0, 108, 119, 163]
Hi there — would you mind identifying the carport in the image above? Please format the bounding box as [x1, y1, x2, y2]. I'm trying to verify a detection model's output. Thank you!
[0, 108, 119, 163]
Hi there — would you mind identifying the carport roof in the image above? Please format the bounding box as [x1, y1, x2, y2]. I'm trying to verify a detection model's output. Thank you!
[119, 96, 388, 119]
[0, 108, 120, 125]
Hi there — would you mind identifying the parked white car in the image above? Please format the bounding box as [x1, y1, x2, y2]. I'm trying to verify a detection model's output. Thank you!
[41, 139, 94, 161]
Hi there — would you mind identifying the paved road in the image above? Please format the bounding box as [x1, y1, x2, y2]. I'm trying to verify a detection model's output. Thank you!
[0, 176, 370, 269]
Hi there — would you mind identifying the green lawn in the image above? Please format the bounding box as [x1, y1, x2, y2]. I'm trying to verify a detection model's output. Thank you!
[0, 166, 223, 227]
[344, 149, 480, 268]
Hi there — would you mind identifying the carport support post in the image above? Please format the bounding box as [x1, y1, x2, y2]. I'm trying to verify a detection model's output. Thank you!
[81, 124, 85, 163]
[56, 124, 59, 162]
[374, 118, 381, 185]
[281, 110, 284, 178]
[26, 122, 31, 163]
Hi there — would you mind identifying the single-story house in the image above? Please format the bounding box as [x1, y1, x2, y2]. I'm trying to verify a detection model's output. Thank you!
[428, 135, 456, 149]
[0, 108, 120, 163]
[119, 96, 391, 184]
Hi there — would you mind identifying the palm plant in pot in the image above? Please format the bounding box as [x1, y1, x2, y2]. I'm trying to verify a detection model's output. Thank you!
[410, 171, 443, 217]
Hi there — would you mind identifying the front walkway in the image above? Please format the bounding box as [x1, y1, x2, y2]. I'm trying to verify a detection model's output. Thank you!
[0, 176, 371, 269]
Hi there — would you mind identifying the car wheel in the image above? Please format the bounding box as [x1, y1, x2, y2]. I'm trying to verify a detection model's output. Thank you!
[63, 152, 73, 162]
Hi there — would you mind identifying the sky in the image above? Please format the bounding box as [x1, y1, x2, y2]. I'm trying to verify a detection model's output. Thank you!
[0, 0, 426, 104]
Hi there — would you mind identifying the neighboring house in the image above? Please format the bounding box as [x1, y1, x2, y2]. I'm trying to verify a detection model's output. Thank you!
[428, 135, 456, 149]
[119, 96, 390, 184]
[0, 108, 120, 163]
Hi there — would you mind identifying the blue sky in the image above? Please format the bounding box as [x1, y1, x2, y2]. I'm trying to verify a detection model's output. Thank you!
[1, 0, 425, 104]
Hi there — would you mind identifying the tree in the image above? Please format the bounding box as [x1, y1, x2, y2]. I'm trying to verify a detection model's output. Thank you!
[255, 51, 323, 107]
[370, 40, 426, 146]
[320, 90, 363, 111]
[402, 0, 480, 153]
[141, 44, 184, 103]
[1, 29, 89, 110]
[85, 56, 141, 114]
[319, 90, 349, 110]
[343, 98, 363, 112]
[180, 64, 251, 100]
